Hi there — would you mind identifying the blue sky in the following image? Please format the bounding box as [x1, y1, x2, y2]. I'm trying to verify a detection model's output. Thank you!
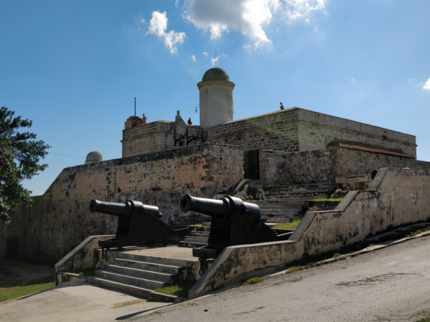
[1, 0, 429, 196]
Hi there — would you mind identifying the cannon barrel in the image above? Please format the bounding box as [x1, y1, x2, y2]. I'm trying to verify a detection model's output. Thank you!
[180, 194, 229, 220]
[89, 199, 132, 218]
[90, 199, 162, 219]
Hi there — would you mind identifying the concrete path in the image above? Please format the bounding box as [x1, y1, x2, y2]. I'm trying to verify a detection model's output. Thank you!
[133, 234, 430, 322]
[0, 284, 170, 322]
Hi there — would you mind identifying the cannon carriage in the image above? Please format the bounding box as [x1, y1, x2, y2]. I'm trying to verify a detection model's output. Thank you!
[180, 194, 291, 275]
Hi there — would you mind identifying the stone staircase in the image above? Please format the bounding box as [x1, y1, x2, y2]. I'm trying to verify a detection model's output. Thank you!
[89, 251, 187, 298]
[179, 222, 210, 248]
[264, 183, 336, 199]
[255, 182, 337, 223]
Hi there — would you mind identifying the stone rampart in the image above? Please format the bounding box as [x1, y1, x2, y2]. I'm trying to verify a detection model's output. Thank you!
[205, 108, 300, 152]
[121, 108, 416, 159]
[260, 148, 430, 186]
[296, 109, 416, 157]
[0, 144, 243, 264]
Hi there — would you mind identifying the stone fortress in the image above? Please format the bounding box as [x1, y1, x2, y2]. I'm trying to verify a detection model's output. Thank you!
[1, 67, 429, 269]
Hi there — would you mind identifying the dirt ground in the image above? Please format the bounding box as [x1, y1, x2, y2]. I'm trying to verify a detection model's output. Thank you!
[0, 258, 54, 288]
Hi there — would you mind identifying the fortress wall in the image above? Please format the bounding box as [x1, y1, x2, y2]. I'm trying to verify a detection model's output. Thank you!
[205, 108, 300, 152]
[0, 144, 243, 264]
[296, 109, 416, 157]
[121, 108, 417, 159]
[122, 122, 175, 157]
[122, 122, 204, 158]
[260, 148, 430, 186]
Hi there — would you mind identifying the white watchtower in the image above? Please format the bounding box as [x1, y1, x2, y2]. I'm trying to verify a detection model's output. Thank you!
[197, 68, 235, 128]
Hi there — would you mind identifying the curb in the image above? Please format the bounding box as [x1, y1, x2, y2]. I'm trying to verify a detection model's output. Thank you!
[148, 291, 187, 302]
[269, 230, 430, 277]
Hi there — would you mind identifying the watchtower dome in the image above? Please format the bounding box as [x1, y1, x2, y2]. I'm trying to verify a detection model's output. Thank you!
[85, 151, 103, 164]
[197, 68, 235, 128]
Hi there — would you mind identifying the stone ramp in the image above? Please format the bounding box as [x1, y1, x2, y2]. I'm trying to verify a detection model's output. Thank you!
[90, 246, 199, 298]
[256, 200, 306, 223]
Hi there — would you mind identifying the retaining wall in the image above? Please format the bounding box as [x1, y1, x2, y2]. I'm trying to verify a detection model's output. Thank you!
[189, 167, 430, 298]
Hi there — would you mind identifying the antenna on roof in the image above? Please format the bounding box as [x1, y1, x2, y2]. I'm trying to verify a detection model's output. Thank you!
[134, 97, 136, 116]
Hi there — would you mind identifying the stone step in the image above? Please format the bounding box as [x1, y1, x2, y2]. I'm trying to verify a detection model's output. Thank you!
[178, 241, 208, 248]
[189, 231, 210, 237]
[114, 258, 181, 274]
[261, 216, 297, 223]
[261, 217, 297, 223]
[261, 212, 298, 218]
[259, 209, 297, 214]
[265, 192, 329, 198]
[105, 264, 173, 283]
[184, 236, 209, 243]
[266, 189, 330, 194]
[258, 203, 302, 208]
[89, 277, 153, 298]
[261, 197, 316, 202]
[95, 270, 164, 289]
[267, 184, 336, 190]
[118, 252, 187, 267]
[191, 226, 211, 232]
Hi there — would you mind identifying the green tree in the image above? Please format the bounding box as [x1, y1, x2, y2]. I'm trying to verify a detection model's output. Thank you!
[0, 107, 50, 223]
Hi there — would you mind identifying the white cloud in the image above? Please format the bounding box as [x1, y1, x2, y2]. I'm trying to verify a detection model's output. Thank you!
[192, 55, 196, 61]
[203, 52, 208, 56]
[244, 44, 253, 52]
[183, 0, 325, 49]
[211, 56, 219, 67]
[140, 19, 146, 23]
[408, 79, 414, 82]
[351, 77, 355, 81]
[147, 11, 186, 54]
[423, 78, 430, 91]
[175, 0, 180, 7]
[283, 0, 325, 21]
[221, 52, 227, 58]
[305, 18, 310, 23]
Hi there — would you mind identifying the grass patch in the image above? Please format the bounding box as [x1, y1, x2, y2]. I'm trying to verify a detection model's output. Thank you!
[154, 281, 195, 299]
[0, 274, 55, 303]
[272, 220, 301, 230]
[285, 266, 303, 274]
[410, 230, 423, 237]
[311, 198, 343, 201]
[332, 253, 342, 259]
[416, 317, 430, 322]
[241, 277, 264, 286]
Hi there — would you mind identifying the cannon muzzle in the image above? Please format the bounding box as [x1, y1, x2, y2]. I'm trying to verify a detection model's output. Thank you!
[180, 194, 230, 220]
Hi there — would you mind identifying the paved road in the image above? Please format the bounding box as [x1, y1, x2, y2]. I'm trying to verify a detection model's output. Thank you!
[0, 284, 170, 322]
[134, 235, 430, 322]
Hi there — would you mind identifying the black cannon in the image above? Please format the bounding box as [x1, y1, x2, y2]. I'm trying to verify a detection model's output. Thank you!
[180, 194, 291, 274]
[90, 199, 179, 252]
